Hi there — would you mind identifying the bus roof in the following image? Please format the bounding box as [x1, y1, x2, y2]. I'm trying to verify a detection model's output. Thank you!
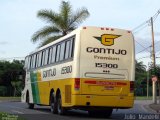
[27, 26, 132, 56]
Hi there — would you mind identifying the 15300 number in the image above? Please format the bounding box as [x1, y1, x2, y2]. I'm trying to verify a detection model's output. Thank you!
[95, 63, 118, 68]
[61, 65, 72, 74]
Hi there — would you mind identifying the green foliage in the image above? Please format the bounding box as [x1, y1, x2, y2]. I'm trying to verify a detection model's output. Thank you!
[0, 60, 25, 96]
[135, 61, 147, 85]
[31, 1, 90, 47]
[0, 86, 7, 96]
[149, 65, 160, 78]
[135, 60, 147, 96]
[135, 61, 160, 96]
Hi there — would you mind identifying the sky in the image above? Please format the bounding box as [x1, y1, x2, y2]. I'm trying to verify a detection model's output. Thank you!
[0, 0, 160, 67]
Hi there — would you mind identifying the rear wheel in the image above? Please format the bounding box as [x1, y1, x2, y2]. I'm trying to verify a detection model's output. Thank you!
[57, 93, 67, 115]
[26, 93, 34, 109]
[105, 109, 113, 117]
[50, 93, 58, 114]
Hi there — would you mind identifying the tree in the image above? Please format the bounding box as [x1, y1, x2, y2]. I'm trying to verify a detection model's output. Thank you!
[0, 60, 25, 96]
[31, 1, 90, 47]
[135, 60, 146, 85]
[148, 64, 160, 77]
[135, 61, 147, 96]
[135, 60, 146, 73]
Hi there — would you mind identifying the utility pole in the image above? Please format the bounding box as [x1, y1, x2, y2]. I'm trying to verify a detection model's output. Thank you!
[151, 17, 157, 104]
[147, 64, 149, 98]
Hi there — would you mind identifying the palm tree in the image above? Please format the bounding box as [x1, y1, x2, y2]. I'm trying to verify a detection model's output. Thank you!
[135, 60, 146, 82]
[135, 60, 146, 73]
[31, 1, 90, 47]
[135, 60, 147, 96]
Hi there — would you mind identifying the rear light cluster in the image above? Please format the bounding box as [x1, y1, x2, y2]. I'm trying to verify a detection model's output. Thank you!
[101, 27, 114, 31]
[74, 78, 80, 90]
[130, 81, 134, 93]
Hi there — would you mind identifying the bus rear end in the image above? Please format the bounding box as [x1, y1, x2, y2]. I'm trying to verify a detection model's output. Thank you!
[73, 26, 135, 114]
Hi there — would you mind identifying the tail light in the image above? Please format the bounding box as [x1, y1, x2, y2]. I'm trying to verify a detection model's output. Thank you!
[130, 81, 134, 93]
[74, 78, 80, 90]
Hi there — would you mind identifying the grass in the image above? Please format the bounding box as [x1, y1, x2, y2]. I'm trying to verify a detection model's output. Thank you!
[135, 96, 152, 100]
[0, 97, 21, 101]
[0, 112, 25, 120]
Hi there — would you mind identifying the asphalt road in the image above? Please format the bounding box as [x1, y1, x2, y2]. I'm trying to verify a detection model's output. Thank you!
[0, 100, 156, 120]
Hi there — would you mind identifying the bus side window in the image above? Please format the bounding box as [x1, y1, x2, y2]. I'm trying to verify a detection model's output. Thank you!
[51, 46, 56, 63]
[65, 40, 70, 60]
[69, 38, 75, 58]
[60, 42, 66, 61]
[32, 54, 36, 69]
[35, 53, 39, 68]
[30, 56, 33, 69]
[44, 48, 49, 65]
[56, 44, 61, 62]
[38, 51, 42, 67]
[29, 56, 33, 69]
[42, 50, 46, 66]
[48, 47, 53, 64]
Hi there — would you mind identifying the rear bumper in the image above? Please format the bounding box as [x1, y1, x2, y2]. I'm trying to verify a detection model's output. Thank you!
[64, 94, 134, 109]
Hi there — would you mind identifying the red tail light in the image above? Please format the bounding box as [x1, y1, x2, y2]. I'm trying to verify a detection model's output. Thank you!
[130, 81, 134, 93]
[74, 78, 80, 90]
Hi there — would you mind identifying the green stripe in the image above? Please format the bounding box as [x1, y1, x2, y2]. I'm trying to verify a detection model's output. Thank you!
[94, 36, 101, 41]
[30, 72, 40, 104]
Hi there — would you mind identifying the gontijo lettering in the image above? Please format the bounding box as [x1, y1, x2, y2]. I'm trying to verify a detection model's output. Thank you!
[86, 47, 127, 55]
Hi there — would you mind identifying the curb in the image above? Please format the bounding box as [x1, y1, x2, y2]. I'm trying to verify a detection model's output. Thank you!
[0, 100, 21, 102]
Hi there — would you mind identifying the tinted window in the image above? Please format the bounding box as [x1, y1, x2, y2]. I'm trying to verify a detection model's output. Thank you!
[56, 45, 61, 62]
[38, 51, 42, 67]
[27, 35, 75, 68]
[51, 46, 56, 63]
[69, 38, 74, 58]
[60, 42, 66, 61]
[65, 40, 70, 59]
[42, 51, 46, 66]
[30, 56, 33, 69]
[44, 49, 49, 65]
[48, 47, 53, 64]
[32, 54, 36, 69]
[35, 53, 39, 68]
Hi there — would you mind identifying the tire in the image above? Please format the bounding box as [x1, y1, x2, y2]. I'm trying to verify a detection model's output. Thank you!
[105, 109, 113, 118]
[57, 93, 67, 115]
[26, 93, 34, 109]
[50, 93, 58, 114]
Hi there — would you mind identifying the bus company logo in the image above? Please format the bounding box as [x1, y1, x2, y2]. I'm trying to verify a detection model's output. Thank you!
[94, 34, 121, 46]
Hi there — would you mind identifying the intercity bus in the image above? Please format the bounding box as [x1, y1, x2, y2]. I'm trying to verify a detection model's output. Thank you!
[21, 26, 135, 117]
